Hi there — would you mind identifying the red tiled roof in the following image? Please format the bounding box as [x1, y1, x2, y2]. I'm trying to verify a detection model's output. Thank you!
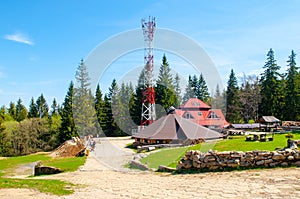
[176, 98, 230, 128]
[179, 98, 211, 109]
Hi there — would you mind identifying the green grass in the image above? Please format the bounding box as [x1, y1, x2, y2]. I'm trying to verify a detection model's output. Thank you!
[0, 178, 75, 195]
[0, 154, 51, 177]
[0, 153, 86, 195]
[42, 156, 86, 172]
[140, 133, 300, 170]
[140, 147, 187, 169]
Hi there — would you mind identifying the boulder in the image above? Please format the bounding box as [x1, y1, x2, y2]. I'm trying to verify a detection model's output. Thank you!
[272, 153, 285, 161]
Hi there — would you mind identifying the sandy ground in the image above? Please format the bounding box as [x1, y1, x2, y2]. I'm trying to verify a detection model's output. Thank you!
[1, 137, 300, 199]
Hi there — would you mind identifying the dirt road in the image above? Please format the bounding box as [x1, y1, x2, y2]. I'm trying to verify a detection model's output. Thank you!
[1, 137, 300, 199]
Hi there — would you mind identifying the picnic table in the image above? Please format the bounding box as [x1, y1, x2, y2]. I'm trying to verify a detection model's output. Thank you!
[245, 132, 274, 142]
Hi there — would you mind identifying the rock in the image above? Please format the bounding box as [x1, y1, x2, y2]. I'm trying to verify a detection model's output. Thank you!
[240, 161, 250, 167]
[281, 162, 289, 167]
[227, 163, 239, 168]
[147, 146, 156, 151]
[272, 153, 285, 161]
[293, 153, 300, 160]
[34, 165, 61, 176]
[287, 156, 294, 161]
[158, 165, 176, 172]
[182, 160, 193, 169]
[292, 161, 300, 167]
[192, 154, 200, 162]
[129, 160, 149, 171]
[208, 166, 219, 171]
[264, 159, 273, 164]
[269, 162, 279, 167]
[203, 155, 215, 163]
[256, 160, 265, 166]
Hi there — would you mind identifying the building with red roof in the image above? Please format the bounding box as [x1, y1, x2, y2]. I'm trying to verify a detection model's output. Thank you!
[175, 98, 229, 128]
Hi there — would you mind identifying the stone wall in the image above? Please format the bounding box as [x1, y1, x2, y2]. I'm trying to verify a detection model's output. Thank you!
[177, 149, 300, 171]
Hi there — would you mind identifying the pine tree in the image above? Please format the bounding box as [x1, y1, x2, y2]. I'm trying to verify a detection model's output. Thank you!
[183, 75, 194, 101]
[132, 70, 146, 125]
[259, 48, 281, 117]
[8, 102, 16, 120]
[111, 82, 130, 136]
[95, 84, 104, 134]
[28, 97, 38, 118]
[99, 79, 121, 136]
[73, 59, 97, 137]
[15, 98, 28, 122]
[58, 81, 78, 144]
[173, 73, 182, 107]
[36, 94, 49, 118]
[50, 98, 59, 116]
[226, 69, 241, 123]
[211, 84, 227, 114]
[155, 54, 178, 118]
[284, 50, 299, 120]
[191, 75, 198, 96]
[197, 73, 210, 102]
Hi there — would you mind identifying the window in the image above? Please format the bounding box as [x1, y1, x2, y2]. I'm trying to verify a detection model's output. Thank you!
[185, 113, 191, 119]
[197, 103, 200, 106]
[191, 102, 195, 106]
[208, 112, 219, 119]
[198, 112, 202, 116]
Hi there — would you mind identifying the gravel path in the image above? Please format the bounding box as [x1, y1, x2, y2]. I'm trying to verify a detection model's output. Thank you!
[1, 137, 300, 198]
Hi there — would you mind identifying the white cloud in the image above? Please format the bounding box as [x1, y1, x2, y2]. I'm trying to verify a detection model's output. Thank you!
[4, 32, 34, 45]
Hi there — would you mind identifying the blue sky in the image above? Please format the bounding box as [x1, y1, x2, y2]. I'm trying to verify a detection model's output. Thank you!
[1, 0, 300, 107]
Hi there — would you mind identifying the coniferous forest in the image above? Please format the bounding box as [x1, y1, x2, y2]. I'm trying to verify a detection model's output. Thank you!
[0, 49, 299, 156]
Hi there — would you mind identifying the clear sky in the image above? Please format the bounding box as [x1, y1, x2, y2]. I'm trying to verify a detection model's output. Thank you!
[1, 0, 300, 107]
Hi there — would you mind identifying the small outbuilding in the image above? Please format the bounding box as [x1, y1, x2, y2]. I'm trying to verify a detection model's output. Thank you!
[257, 116, 281, 132]
[132, 109, 223, 145]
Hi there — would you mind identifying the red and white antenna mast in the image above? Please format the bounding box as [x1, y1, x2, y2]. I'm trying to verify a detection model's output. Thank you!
[141, 16, 156, 126]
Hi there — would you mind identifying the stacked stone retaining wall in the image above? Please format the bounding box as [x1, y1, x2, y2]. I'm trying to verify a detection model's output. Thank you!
[177, 149, 300, 171]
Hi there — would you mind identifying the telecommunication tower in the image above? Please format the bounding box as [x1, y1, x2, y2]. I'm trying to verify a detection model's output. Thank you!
[141, 16, 156, 126]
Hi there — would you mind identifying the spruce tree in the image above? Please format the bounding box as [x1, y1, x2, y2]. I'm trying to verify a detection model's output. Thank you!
[173, 73, 182, 107]
[28, 97, 38, 118]
[132, 69, 146, 125]
[73, 59, 97, 137]
[155, 54, 178, 118]
[95, 84, 104, 130]
[226, 69, 241, 123]
[50, 98, 59, 117]
[8, 102, 16, 120]
[211, 84, 226, 114]
[36, 94, 49, 118]
[58, 81, 78, 144]
[284, 50, 299, 120]
[197, 73, 210, 102]
[259, 48, 281, 117]
[15, 98, 28, 122]
[183, 75, 194, 101]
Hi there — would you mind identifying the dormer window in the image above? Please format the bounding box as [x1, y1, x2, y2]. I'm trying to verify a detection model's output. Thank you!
[208, 112, 219, 119]
[184, 113, 191, 119]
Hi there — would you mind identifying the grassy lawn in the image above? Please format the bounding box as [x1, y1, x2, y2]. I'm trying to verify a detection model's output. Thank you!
[140, 147, 187, 169]
[43, 156, 86, 172]
[0, 153, 86, 195]
[141, 132, 300, 170]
